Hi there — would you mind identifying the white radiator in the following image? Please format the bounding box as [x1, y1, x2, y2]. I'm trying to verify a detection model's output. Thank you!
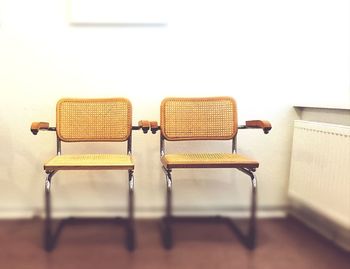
[288, 120, 350, 249]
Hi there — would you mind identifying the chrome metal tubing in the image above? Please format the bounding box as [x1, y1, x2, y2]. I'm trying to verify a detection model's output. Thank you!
[232, 136, 237, 154]
[165, 169, 172, 217]
[127, 135, 132, 155]
[44, 171, 56, 251]
[160, 136, 165, 157]
[126, 169, 135, 250]
[238, 167, 257, 249]
[56, 137, 61, 156]
[126, 130, 134, 249]
[238, 125, 247, 130]
[131, 126, 141, 131]
[249, 174, 257, 248]
[161, 166, 173, 248]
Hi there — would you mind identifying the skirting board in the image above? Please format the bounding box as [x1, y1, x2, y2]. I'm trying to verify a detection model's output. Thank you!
[289, 198, 350, 252]
[0, 205, 286, 219]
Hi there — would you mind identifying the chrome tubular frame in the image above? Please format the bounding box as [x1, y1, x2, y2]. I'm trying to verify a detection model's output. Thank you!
[43, 137, 61, 251]
[43, 133, 136, 252]
[56, 137, 61, 156]
[44, 170, 56, 251]
[232, 135, 257, 248]
[160, 135, 165, 157]
[160, 136, 173, 248]
[237, 167, 257, 249]
[126, 134, 135, 250]
[232, 135, 237, 154]
[161, 166, 173, 219]
[127, 169, 135, 250]
[160, 134, 258, 250]
[127, 134, 132, 156]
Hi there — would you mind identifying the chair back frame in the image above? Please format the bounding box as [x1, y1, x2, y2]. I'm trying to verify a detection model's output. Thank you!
[160, 97, 238, 141]
[54, 98, 133, 157]
[56, 98, 132, 142]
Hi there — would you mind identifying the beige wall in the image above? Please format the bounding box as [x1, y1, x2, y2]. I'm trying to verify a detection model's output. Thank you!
[0, 0, 349, 218]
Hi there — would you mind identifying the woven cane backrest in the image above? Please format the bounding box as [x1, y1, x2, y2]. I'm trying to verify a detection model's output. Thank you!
[160, 97, 237, 141]
[56, 98, 131, 142]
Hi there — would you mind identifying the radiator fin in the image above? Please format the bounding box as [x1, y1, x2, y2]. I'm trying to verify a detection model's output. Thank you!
[289, 120, 350, 229]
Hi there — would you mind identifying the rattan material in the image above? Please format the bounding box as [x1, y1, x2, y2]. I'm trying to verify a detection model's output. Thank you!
[44, 154, 134, 171]
[56, 98, 132, 142]
[161, 153, 259, 169]
[160, 97, 237, 141]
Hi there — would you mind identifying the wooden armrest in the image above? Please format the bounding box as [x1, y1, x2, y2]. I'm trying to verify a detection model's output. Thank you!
[134, 120, 159, 134]
[246, 120, 272, 134]
[138, 120, 150, 133]
[150, 121, 159, 134]
[30, 122, 50, 135]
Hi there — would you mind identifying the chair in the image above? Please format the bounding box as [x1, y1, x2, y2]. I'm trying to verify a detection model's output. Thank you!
[31, 98, 143, 251]
[150, 97, 271, 249]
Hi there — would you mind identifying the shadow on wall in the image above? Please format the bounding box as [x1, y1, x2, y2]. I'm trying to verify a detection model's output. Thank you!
[0, 113, 44, 216]
[0, 115, 14, 183]
[0, 115, 20, 212]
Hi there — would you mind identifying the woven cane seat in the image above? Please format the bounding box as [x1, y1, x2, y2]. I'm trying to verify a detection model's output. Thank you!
[44, 154, 134, 171]
[161, 153, 259, 169]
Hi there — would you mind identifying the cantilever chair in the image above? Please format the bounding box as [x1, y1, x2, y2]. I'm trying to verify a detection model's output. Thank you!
[150, 97, 271, 249]
[31, 98, 142, 251]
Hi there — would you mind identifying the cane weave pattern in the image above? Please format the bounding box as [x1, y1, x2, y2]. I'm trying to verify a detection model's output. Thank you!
[56, 98, 131, 142]
[160, 97, 237, 141]
[44, 154, 134, 171]
[161, 153, 259, 169]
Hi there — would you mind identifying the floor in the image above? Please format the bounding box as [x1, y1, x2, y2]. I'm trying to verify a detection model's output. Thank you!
[0, 217, 349, 269]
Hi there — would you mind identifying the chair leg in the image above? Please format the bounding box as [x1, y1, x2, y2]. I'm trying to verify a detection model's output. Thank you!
[237, 168, 257, 249]
[162, 167, 173, 249]
[44, 172, 55, 252]
[248, 173, 257, 249]
[126, 170, 135, 251]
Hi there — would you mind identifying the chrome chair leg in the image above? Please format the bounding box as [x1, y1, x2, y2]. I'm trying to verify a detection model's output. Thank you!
[160, 167, 257, 250]
[44, 171, 55, 251]
[162, 167, 173, 249]
[126, 170, 135, 251]
[237, 168, 257, 249]
[248, 174, 257, 249]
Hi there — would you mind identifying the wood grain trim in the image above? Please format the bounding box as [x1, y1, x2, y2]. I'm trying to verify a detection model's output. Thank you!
[30, 122, 50, 135]
[246, 120, 272, 134]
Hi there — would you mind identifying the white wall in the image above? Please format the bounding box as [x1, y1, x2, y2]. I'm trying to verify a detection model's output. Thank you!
[0, 0, 349, 218]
